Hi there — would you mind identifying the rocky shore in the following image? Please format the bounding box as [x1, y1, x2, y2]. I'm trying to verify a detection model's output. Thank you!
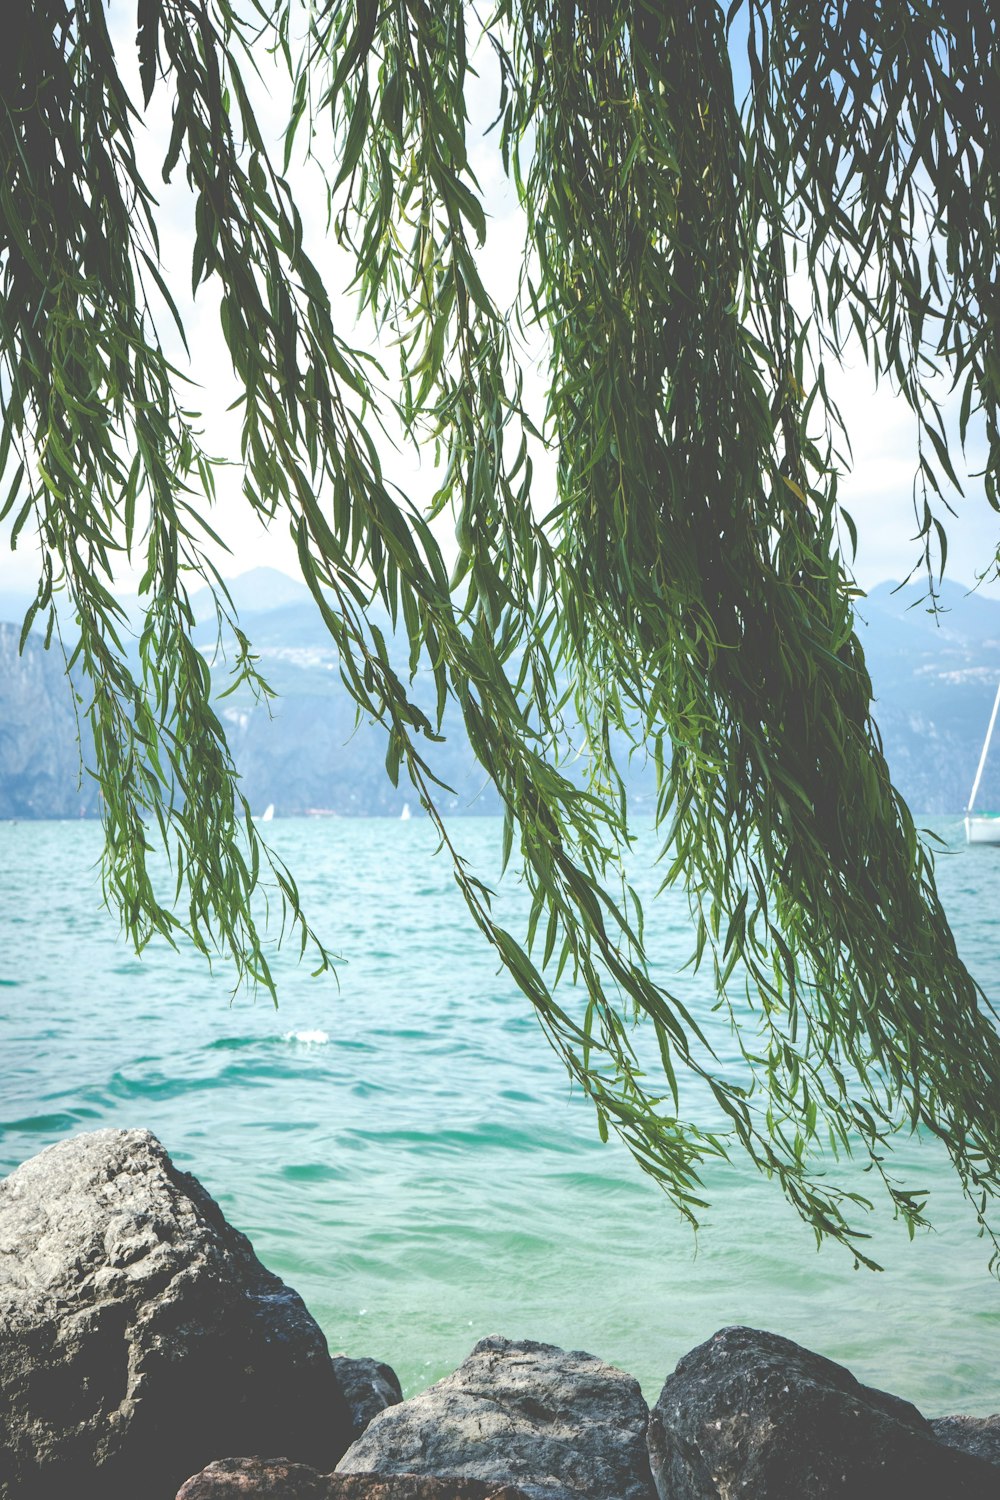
[1, 1129, 997, 1499]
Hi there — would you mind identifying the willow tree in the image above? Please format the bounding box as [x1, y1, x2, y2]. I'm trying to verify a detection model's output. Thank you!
[2, 0, 999, 1263]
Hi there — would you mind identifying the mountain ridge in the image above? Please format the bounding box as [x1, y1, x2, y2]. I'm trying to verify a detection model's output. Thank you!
[1, 573, 999, 818]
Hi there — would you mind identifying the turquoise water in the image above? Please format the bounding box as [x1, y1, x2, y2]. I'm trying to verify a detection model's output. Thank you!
[1, 815, 998, 1416]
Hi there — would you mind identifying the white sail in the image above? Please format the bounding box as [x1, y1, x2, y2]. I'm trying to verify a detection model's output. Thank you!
[966, 681, 1000, 844]
[968, 681, 1000, 812]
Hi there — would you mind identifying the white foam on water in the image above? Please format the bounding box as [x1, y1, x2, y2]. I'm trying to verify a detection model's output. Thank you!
[282, 1028, 330, 1045]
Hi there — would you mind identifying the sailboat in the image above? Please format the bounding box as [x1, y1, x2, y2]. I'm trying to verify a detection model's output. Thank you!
[966, 681, 1000, 844]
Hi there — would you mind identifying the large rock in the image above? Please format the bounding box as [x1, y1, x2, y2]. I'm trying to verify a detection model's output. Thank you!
[647, 1325, 1000, 1499]
[932, 1415, 1000, 1468]
[177, 1459, 533, 1499]
[0, 1129, 352, 1499]
[331, 1356, 403, 1435]
[176, 1457, 335, 1498]
[337, 1335, 656, 1500]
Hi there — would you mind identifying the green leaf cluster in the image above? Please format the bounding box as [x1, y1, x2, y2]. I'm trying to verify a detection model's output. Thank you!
[2, 0, 999, 1265]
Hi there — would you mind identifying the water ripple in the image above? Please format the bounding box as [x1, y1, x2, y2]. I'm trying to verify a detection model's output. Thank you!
[0, 815, 998, 1415]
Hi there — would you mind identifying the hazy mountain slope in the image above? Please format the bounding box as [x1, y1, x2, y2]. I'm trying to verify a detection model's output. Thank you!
[2, 571, 999, 818]
[0, 624, 99, 819]
[856, 580, 1000, 814]
[190, 580, 500, 816]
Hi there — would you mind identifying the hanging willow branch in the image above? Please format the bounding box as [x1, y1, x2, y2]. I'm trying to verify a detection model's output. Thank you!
[1, 0, 998, 1265]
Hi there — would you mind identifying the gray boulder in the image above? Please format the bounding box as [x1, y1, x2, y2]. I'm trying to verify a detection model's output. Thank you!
[331, 1357, 403, 1435]
[932, 1415, 1000, 1468]
[647, 1325, 1000, 1499]
[0, 1129, 352, 1499]
[337, 1335, 656, 1500]
[177, 1459, 533, 1499]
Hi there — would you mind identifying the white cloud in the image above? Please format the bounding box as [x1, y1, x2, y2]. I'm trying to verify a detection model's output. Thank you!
[825, 355, 999, 597]
[3, 12, 996, 610]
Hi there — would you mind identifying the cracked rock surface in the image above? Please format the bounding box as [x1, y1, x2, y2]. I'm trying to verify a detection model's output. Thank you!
[336, 1336, 656, 1500]
[931, 1415, 1000, 1468]
[0, 1128, 351, 1499]
[176, 1458, 535, 1499]
[331, 1357, 403, 1435]
[647, 1325, 1000, 1500]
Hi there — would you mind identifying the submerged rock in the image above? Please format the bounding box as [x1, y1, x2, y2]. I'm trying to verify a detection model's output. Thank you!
[177, 1459, 533, 1499]
[647, 1325, 1000, 1500]
[0, 1129, 352, 1499]
[331, 1356, 403, 1435]
[336, 1335, 656, 1500]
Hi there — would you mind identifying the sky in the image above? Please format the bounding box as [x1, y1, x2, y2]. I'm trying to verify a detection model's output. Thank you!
[1, 7, 997, 606]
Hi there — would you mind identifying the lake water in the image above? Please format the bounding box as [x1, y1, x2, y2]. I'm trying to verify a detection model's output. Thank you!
[1, 814, 998, 1417]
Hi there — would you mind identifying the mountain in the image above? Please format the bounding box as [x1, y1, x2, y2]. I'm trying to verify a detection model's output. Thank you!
[855, 579, 1000, 813]
[1, 571, 999, 819]
[188, 567, 314, 623]
[0, 567, 312, 636]
[0, 624, 99, 819]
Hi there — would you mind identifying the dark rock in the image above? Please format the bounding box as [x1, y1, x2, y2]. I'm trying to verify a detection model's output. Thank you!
[176, 1457, 333, 1498]
[0, 1129, 352, 1500]
[325, 1479, 532, 1500]
[177, 1460, 532, 1500]
[647, 1325, 1000, 1499]
[932, 1415, 1000, 1468]
[337, 1335, 656, 1500]
[325, 1477, 532, 1500]
[331, 1356, 403, 1435]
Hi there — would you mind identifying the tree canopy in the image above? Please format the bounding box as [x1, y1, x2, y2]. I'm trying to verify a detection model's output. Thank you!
[2, 0, 999, 1266]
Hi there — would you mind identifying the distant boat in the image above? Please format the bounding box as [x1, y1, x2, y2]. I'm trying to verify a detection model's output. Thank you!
[966, 682, 1000, 844]
[260, 803, 275, 823]
[400, 802, 411, 821]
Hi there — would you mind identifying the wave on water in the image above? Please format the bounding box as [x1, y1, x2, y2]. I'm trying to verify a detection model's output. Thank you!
[4, 815, 1000, 1416]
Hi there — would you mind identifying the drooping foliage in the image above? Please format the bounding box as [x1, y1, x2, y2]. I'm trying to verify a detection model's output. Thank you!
[2, 0, 999, 1264]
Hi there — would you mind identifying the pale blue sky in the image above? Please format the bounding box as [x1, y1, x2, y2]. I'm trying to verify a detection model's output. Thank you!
[1, 4, 996, 604]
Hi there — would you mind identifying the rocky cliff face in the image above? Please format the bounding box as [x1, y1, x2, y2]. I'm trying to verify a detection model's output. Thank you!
[855, 580, 1000, 813]
[2, 574, 999, 819]
[0, 624, 99, 819]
